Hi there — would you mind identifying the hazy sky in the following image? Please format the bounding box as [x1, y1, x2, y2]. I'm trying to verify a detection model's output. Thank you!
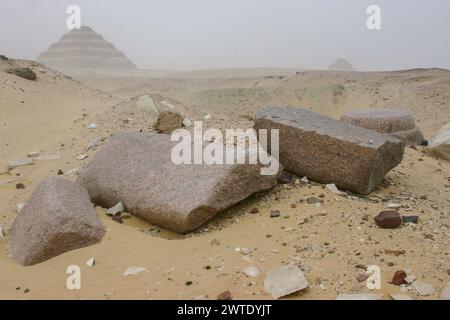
[1, 0, 449, 71]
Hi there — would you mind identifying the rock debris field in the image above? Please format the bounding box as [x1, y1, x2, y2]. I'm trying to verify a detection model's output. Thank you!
[1, 57, 450, 300]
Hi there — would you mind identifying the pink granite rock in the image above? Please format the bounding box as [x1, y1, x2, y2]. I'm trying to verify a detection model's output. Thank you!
[10, 177, 104, 266]
[78, 132, 279, 233]
[254, 107, 405, 194]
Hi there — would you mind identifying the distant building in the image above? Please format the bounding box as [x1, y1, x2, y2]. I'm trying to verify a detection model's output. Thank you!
[37, 26, 137, 74]
[328, 59, 356, 72]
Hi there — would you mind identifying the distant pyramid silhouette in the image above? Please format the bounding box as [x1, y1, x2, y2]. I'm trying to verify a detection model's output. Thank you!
[37, 26, 137, 73]
[328, 59, 355, 72]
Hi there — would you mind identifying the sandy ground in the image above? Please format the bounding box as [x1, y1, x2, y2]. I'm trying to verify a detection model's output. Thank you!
[1, 59, 449, 300]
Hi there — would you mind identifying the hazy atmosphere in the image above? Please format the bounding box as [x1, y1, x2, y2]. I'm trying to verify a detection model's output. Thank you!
[1, 0, 450, 71]
[2, 0, 450, 302]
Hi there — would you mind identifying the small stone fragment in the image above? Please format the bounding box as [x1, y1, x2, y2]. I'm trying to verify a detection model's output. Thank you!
[249, 208, 259, 214]
[153, 111, 184, 134]
[16, 203, 25, 213]
[270, 210, 281, 218]
[235, 247, 252, 255]
[391, 270, 407, 285]
[88, 123, 97, 129]
[6, 67, 37, 81]
[217, 290, 232, 300]
[326, 183, 344, 195]
[387, 202, 402, 209]
[106, 202, 124, 216]
[374, 211, 402, 229]
[0, 225, 4, 239]
[413, 281, 435, 296]
[76, 154, 88, 161]
[430, 123, 450, 161]
[440, 283, 450, 300]
[124, 267, 146, 276]
[300, 176, 309, 183]
[357, 273, 369, 282]
[277, 170, 293, 184]
[243, 266, 260, 278]
[405, 275, 416, 284]
[384, 249, 406, 256]
[15, 183, 25, 190]
[27, 151, 40, 158]
[8, 159, 33, 170]
[86, 257, 95, 267]
[390, 293, 413, 300]
[86, 138, 101, 151]
[183, 118, 193, 128]
[306, 197, 321, 204]
[264, 265, 309, 299]
[402, 216, 419, 224]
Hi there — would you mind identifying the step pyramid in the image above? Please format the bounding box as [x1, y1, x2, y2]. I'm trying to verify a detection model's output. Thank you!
[328, 59, 355, 72]
[37, 26, 137, 74]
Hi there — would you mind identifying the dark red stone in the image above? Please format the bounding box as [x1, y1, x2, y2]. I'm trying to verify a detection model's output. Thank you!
[374, 211, 402, 229]
[391, 270, 407, 285]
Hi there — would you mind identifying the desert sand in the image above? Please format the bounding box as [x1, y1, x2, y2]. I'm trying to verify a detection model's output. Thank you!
[1, 57, 449, 300]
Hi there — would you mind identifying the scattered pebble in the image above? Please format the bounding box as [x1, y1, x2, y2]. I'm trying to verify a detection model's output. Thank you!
[277, 171, 293, 184]
[300, 176, 309, 183]
[124, 267, 146, 276]
[76, 154, 88, 161]
[386, 202, 402, 209]
[413, 281, 435, 296]
[86, 257, 95, 267]
[0, 225, 4, 239]
[88, 123, 98, 129]
[402, 216, 419, 224]
[357, 273, 369, 282]
[374, 211, 402, 229]
[235, 247, 252, 255]
[306, 197, 321, 204]
[249, 207, 259, 214]
[112, 215, 124, 224]
[86, 138, 101, 151]
[27, 151, 40, 158]
[217, 290, 232, 300]
[270, 210, 281, 218]
[243, 266, 260, 278]
[183, 118, 193, 127]
[15, 183, 25, 190]
[8, 158, 33, 170]
[326, 183, 344, 195]
[390, 293, 413, 300]
[16, 203, 25, 213]
[264, 265, 309, 299]
[405, 275, 416, 284]
[440, 283, 450, 300]
[106, 202, 124, 216]
[391, 270, 407, 285]
[384, 249, 406, 256]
